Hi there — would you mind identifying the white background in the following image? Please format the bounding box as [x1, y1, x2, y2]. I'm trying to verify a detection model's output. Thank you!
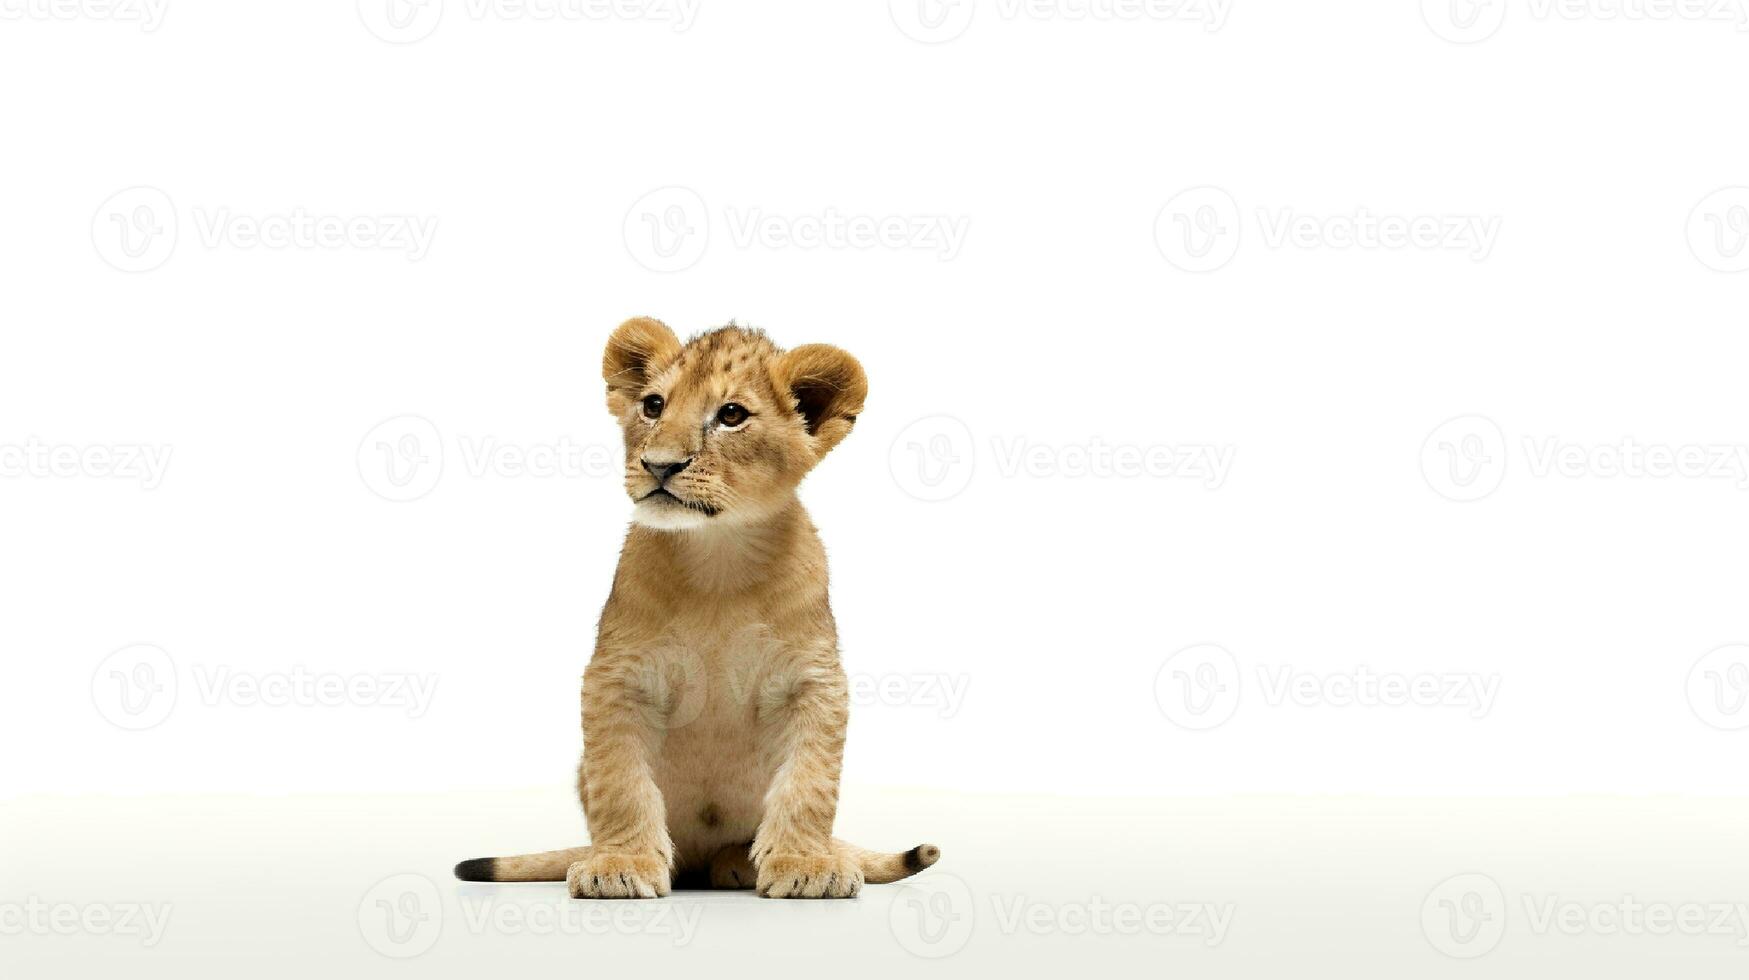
[6, 0, 1749, 866]
[5, 0, 1749, 801]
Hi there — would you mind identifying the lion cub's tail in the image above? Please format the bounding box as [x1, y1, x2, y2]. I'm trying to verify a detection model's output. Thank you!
[837, 840, 941, 884]
[453, 841, 940, 884]
[454, 846, 593, 882]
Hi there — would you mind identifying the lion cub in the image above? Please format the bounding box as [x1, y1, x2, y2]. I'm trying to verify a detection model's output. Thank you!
[456, 318, 938, 898]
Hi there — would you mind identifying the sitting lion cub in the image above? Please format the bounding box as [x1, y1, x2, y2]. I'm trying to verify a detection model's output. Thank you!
[456, 317, 939, 899]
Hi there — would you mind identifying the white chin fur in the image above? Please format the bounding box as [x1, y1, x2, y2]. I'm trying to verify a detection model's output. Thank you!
[631, 499, 715, 531]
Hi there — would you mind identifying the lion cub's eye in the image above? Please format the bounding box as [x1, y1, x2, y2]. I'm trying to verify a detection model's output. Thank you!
[716, 403, 749, 428]
[641, 394, 665, 419]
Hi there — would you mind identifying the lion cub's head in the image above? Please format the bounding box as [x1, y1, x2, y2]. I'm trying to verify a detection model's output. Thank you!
[601, 317, 867, 531]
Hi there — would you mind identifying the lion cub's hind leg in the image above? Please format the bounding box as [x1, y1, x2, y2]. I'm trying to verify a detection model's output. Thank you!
[707, 843, 756, 889]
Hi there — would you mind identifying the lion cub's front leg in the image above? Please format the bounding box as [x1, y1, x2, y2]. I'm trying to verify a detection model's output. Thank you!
[570, 659, 673, 899]
[751, 663, 861, 898]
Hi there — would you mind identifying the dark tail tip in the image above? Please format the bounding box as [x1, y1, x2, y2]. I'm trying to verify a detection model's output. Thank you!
[454, 857, 496, 881]
[903, 845, 941, 872]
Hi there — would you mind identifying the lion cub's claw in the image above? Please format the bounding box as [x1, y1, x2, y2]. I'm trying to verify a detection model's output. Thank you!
[566, 853, 670, 899]
[756, 853, 863, 899]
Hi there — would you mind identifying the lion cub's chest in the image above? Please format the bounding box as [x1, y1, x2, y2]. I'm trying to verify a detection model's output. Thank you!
[636, 622, 793, 847]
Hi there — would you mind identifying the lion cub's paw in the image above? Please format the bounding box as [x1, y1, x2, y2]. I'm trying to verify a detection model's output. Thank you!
[756, 852, 863, 899]
[566, 852, 670, 899]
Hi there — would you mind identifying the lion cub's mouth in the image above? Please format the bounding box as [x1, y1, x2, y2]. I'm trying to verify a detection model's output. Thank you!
[641, 487, 721, 517]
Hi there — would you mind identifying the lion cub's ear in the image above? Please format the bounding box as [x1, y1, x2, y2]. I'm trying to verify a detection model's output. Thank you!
[602, 317, 682, 414]
[776, 344, 867, 458]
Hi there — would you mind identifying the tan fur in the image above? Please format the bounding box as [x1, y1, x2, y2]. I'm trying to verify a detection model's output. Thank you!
[456, 318, 939, 898]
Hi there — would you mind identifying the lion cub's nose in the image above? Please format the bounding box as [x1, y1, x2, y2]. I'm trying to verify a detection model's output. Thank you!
[641, 456, 693, 484]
